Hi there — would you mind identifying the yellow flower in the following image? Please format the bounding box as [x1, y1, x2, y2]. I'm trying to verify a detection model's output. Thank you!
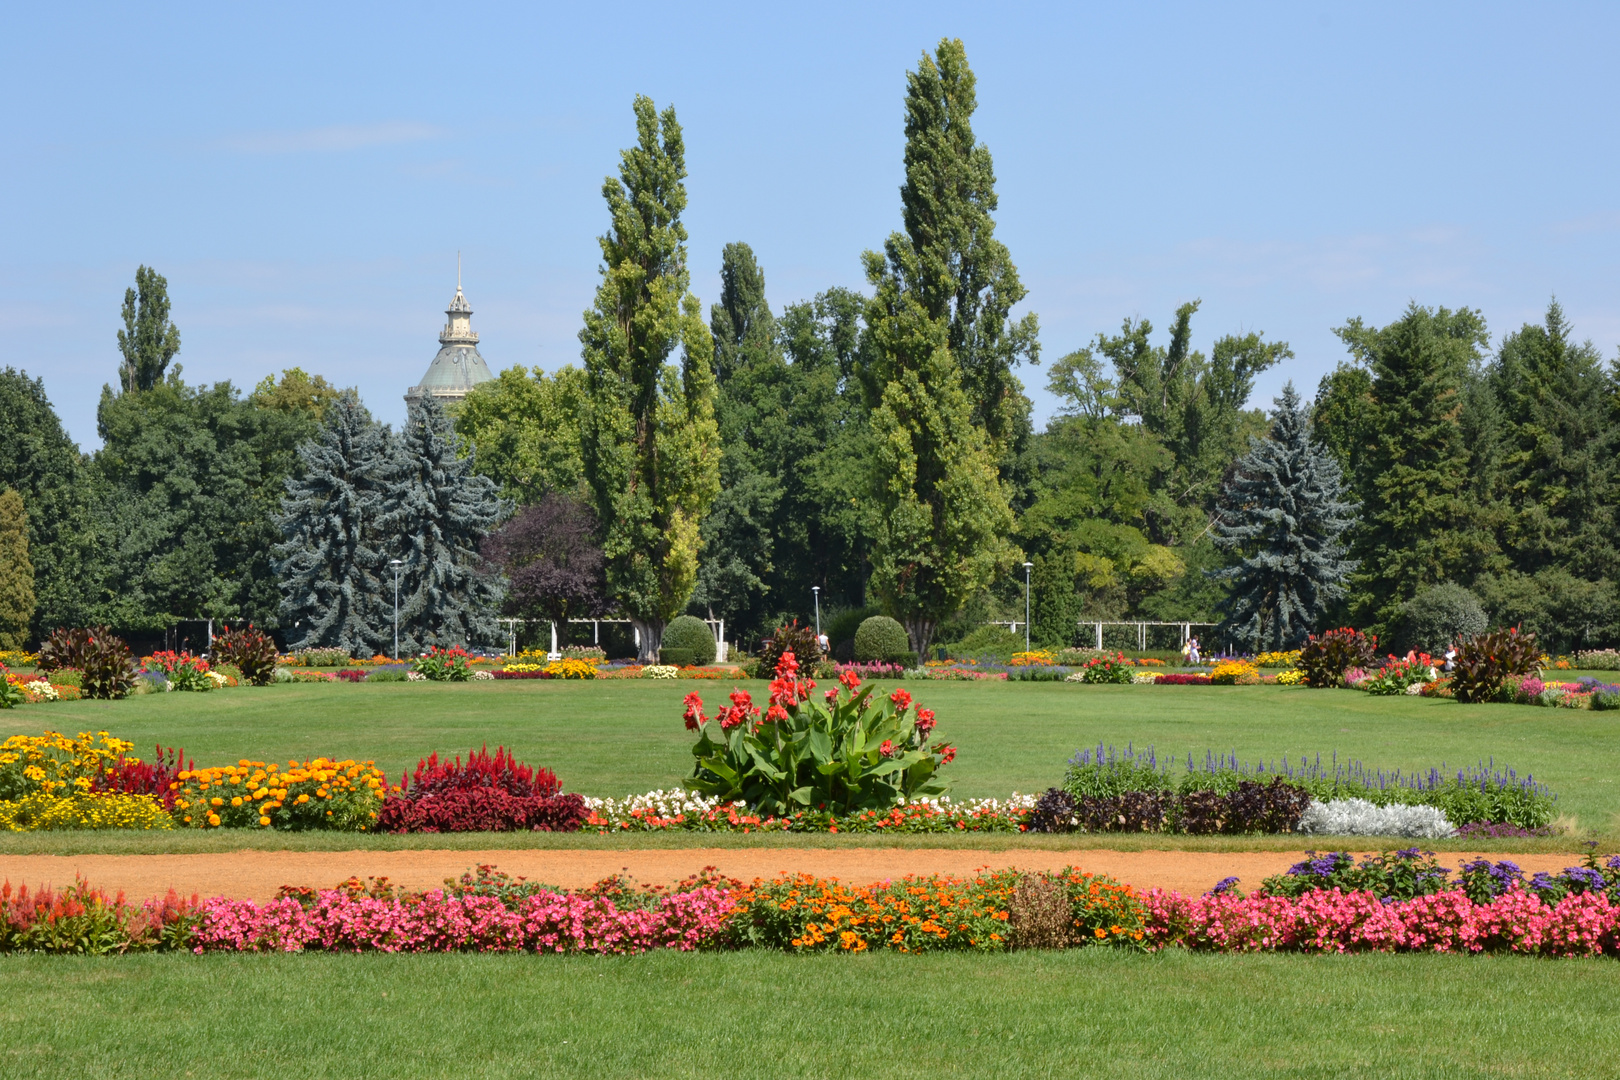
[259, 815, 271, 826]
[207, 813, 221, 826]
[211, 797, 224, 807]
[231, 797, 243, 807]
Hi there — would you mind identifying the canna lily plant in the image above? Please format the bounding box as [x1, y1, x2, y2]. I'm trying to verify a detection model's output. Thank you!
[680, 652, 954, 815]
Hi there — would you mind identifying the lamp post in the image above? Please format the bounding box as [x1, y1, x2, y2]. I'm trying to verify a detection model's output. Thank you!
[389, 559, 404, 660]
[812, 586, 821, 637]
[1022, 562, 1033, 653]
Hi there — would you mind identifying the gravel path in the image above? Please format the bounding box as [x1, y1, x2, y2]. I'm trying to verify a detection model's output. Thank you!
[0, 848, 1585, 901]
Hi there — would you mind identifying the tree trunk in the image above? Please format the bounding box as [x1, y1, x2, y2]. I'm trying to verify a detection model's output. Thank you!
[632, 617, 665, 664]
[902, 617, 935, 665]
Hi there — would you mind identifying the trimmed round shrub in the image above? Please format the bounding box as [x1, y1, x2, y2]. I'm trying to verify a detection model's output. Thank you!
[660, 615, 716, 666]
[1397, 583, 1488, 655]
[854, 616, 910, 662]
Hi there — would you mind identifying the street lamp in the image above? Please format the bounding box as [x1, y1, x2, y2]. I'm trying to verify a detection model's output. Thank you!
[1022, 562, 1033, 653]
[389, 559, 404, 660]
[812, 586, 821, 637]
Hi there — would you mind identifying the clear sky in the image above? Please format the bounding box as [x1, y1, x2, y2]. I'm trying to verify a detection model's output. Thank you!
[5, 1, 1617, 448]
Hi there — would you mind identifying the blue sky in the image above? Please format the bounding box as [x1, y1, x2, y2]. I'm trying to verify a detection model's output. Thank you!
[5, 1, 1618, 448]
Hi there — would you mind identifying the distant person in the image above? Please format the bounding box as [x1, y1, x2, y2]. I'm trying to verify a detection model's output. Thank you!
[1443, 646, 1457, 673]
[816, 632, 829, 655]
[1188, 637, 1201, 665]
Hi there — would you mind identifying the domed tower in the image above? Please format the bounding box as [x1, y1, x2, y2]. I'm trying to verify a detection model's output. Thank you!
[405, 265, 495, 405]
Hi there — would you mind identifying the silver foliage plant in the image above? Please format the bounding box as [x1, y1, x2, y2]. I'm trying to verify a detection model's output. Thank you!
[1297, 797, 1457, 839]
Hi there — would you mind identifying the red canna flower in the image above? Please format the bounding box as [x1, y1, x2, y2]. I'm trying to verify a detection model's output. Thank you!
[915, 708, 935, 735]
[838, 669, 861, 692]
[889, 688, 912, 714]
[937, 744, 957, 765]
[880, 739, 897, 758]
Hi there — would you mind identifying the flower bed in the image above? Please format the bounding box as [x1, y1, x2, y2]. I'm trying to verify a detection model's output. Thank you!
[583, 790, 1035, 833]
[172, 758, 387, 830]
[1153, 673, 1212, 685]
[7, 854, 1620, 958]
[1043, 744, 1554, 833]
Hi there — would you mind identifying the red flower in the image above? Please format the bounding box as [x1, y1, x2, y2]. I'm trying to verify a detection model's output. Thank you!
[889, 688, 912, 714]
[774, 650, 799, 678]
[880, 739, 897, 758]
[765, 704, 789, 724]
[914, 708, 935, 735]
[823, 687, 840, 704]
[729, 688, 754, 710]
[937, 744, 957, 764]
[838, 669, 861, 692]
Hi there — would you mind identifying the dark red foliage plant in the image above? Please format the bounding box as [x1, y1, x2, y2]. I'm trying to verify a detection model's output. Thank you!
[1298, 628, 1379, 688]
[378, 745, 584, 833]
[92, 745, 190, 810]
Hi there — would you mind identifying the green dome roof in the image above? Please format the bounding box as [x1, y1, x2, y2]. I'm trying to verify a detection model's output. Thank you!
[405, 283, 496, 402]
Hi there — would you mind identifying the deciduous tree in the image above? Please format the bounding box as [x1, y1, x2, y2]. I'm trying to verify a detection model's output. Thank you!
[578, 96, 720, 661]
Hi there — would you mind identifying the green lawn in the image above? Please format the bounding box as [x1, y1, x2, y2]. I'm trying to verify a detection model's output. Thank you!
[3, 950, 1619, 1079]
[6, 679, 1618, 828]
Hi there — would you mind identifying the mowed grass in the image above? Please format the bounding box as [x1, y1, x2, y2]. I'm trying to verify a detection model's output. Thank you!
[4, 950, 1620, 1079]
[7, 679, 1620, 828]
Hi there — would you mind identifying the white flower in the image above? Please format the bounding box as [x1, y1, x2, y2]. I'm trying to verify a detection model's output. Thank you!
[406, 672, 428, 682]
[1297, 798, 1456, 838]
[470, 670, 495, 680]
[642, 665, 680, 679]
[24, 680, 58, 701]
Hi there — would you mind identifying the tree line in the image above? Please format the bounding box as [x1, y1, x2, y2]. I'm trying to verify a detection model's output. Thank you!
[1, 39, 1616, 657]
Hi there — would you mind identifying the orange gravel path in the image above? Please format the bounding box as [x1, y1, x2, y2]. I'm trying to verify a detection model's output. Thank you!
[0, 848, 1586, 902]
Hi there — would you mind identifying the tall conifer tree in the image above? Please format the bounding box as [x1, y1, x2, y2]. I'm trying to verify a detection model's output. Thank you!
[273, 393, 391, 655]
[1334, 303, 1489, 633]
[1210, 384, 1357, 650]
[381, 397, 506, 652]
[578, 96, 720, 660]
[0, 489, 35, 650]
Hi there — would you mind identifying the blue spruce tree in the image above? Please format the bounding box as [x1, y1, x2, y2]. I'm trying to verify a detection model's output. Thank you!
[273, 392, 391, 655]
[1210, 383, 1357, 651]
[381, 397, 507, 652]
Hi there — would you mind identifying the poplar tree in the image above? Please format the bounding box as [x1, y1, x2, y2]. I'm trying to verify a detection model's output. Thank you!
[886, 38, 1039, 471]
[862, 234, 1015, 659]
[1210, 384, 1358, 651]
[578, 96, 720, 661]
[272, 393, 392, 656]
[117, 266, 181, 393]
[0, 489, 35, 650]
[860, 44, 1021, 657]
[381, 397, 507, 652]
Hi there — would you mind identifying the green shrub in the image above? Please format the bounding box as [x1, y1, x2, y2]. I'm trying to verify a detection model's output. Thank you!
[47, 669, 82, 688]
[1396, 583, 1488, 655]
[288, 646, 353, 667]
[367, 669, 407, 683]
[945, 624, 1021, 661]
[660, 647, 696, 667]
[854, 616, 910, 662]
[661, 615, 716, 666]
[824, 606, 877, 661]
[1452, 627, 1541, 704]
